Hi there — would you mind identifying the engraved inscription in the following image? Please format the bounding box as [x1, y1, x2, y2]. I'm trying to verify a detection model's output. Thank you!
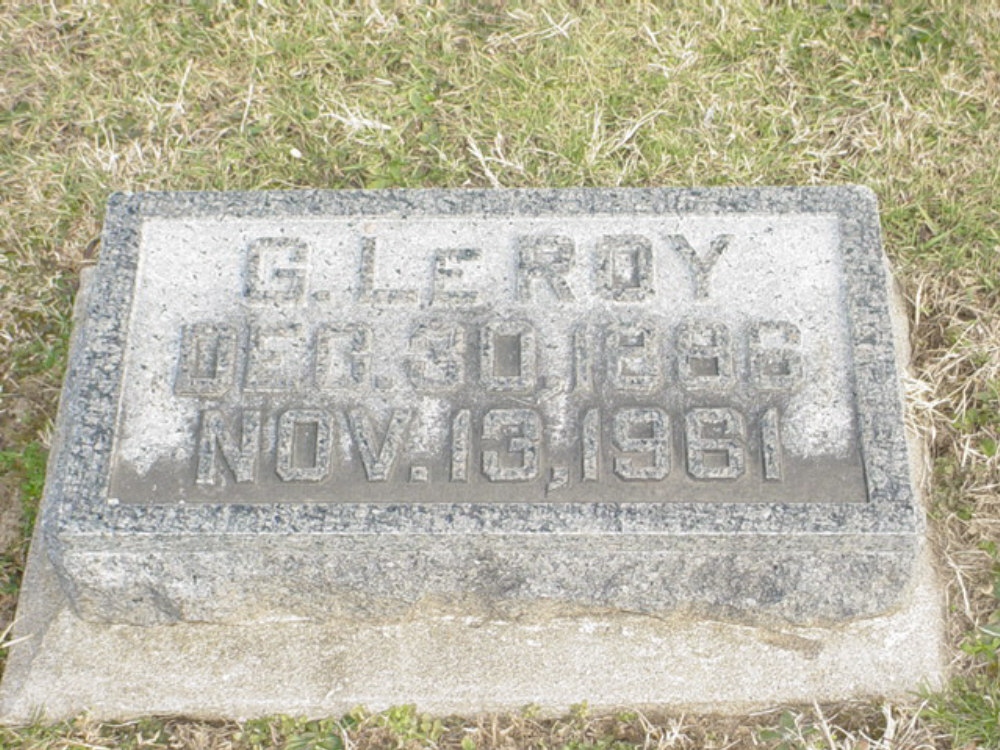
[685, 408, 746, 480]
[596, 235, 654, 301]
[480, 321, 537, 392]
[113, 214, 866, 505]
[196, 409, 261, 485]
[169, 317, 814, 496]
[276, 409, 333, 482]
[245, 237, 308, 302]
[482, 408, 542, 482]
[677, 320, 734, 390]
[175, 323, 237, 397]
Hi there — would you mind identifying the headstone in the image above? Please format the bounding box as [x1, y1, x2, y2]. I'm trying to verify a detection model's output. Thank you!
[0, 188, 942, 720]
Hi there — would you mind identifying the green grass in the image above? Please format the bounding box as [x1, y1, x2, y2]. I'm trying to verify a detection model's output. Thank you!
[1, 0, 999, 747]
[0, 703, 896, 750]
[926, 543, 1000, 746]
[0, 442, 47, 539]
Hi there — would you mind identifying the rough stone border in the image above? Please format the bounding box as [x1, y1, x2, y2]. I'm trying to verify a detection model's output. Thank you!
[44, 187, 914, 549]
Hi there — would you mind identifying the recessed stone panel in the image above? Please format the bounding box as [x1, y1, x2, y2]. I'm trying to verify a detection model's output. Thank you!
[108, 209, 864, 507]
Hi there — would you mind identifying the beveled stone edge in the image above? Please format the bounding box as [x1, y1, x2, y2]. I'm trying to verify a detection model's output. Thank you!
[44, 186, 916, 544]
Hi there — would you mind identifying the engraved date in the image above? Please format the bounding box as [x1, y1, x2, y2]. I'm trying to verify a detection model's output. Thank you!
[195, 405, 786, 489]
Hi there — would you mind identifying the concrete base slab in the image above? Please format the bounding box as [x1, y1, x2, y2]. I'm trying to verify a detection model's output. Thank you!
[0, 525, 945, 722]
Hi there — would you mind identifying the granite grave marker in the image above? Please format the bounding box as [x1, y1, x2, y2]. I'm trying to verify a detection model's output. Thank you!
[0, 187, 943, 719]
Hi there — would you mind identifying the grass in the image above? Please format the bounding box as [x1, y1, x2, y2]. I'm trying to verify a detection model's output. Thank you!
[0, 703, 951, 749]
[0, 0, 999, 747]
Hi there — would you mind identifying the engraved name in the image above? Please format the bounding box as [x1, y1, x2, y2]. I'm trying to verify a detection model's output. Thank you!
[241, 232, 732, 305]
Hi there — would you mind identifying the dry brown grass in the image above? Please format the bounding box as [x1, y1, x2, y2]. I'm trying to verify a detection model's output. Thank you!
[909, 259, 1000, 668]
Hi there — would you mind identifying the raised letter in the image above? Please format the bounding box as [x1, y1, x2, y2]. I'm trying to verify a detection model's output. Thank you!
[481, 408, 542, 482]
[407, 321, 466, 389]
[314, 324, 372, 389]
[276, 409, 333, 482]
[613, 407, 670, 480]
[432, 247, 480, 306]
[667, 234, 731, 299]
[760, 407, 783, 481]
[573, 327, 593, 393]
[347, 408, 413, 481]
[606, 321, 661, 391]
[196, 409, 260, 485]
[451, 409, 471, 482]
[175, 323, 237, 398]
[480, 321, 537, 392]
[677, 320, 734, 390]
[685, 408, 746, 480]
[359, 236, 418, 304]
[244, 237, 308, 302]
[244, 324, 303, 392]
[582, 408, 600, 481]
[749, 321, 802, 390]
[596, 235, 654, 301]
[516, 235, 576, 301]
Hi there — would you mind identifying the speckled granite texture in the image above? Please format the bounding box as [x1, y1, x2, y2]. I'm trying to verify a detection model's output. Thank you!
[0, 187, 945, 721]
[38, 187, 918, 627]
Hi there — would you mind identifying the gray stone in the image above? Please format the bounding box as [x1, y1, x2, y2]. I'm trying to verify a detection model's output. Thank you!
[0, 522, 944, 720]
[0, 187, 943, 719]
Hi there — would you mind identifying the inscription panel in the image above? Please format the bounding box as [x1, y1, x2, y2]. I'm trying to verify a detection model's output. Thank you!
[110, 214, 865, 504]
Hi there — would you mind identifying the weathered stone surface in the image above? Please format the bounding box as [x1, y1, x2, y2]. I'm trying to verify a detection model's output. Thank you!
[0, 523, 943, 721]
[0, 187, 943, 719]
